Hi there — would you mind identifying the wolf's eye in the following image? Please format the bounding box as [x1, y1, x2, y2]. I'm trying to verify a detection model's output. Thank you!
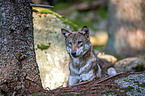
[78, 41, 83, 46]
[68, 42, 72, 46]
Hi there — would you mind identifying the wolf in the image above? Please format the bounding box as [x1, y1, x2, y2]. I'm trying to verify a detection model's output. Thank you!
[61, 26, 111, 85]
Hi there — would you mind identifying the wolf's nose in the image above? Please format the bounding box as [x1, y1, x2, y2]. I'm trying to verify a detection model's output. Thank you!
[71, 51, 76, 56]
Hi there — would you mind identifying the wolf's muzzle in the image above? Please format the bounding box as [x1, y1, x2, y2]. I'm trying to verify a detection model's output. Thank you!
[71, 51, 76, 56]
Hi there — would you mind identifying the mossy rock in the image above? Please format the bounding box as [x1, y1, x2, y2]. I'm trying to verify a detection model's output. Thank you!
[114, 57, 145, 73]
[33, 8, 72, 89]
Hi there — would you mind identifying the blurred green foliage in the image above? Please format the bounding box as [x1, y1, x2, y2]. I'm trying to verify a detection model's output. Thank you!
[93, 45, 106, 52]
[71, 18, 94, 30]
[53, 1, 108, 31]
[67, 8, 107, 31]
[53, 3, 71, 11]
[95, 8, 108, 19]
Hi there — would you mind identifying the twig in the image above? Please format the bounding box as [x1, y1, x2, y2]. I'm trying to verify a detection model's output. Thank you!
[30, 3, 54, 8]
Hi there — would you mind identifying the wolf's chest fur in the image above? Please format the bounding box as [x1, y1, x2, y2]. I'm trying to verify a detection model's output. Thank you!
[61, 26, 102, 85]
[69, 52, 96, 75]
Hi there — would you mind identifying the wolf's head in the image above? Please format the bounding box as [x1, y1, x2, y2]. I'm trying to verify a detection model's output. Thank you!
[61, 26, 92, 58]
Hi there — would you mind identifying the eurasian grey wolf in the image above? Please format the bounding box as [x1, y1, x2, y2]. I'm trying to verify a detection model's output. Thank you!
[61, 26, 114, 85]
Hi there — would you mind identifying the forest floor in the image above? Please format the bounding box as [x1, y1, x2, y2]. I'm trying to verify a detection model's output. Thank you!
[33, 71, 145, 96]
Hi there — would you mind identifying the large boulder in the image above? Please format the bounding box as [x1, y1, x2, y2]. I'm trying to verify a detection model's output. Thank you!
[114, 57, 145, 73]
[33, 10, 71, 89]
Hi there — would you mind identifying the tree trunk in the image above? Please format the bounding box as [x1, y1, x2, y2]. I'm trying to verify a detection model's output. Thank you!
[106, 0, 145, 58]
[0, 0, 43, 95]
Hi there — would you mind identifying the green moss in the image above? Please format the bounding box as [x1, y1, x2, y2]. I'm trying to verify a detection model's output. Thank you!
[37, 43, 51, 50]
[136, 88, 141, 93]
[104, 90, 115, 96]
[129, 79, 135, 81]
[33, 7, 78, 31]
[106, 90, 113, 93]
[138, 82, 145, 87]
[38, 15, 41, 18]
[127, 86, 134, 91]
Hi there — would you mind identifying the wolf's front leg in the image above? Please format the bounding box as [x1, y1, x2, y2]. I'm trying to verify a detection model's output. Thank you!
[68, 75, 80, 85]
[80, 69, 95, 81]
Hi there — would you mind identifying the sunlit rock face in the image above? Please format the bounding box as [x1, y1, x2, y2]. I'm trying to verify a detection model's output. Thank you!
[33, 12, 70, 89]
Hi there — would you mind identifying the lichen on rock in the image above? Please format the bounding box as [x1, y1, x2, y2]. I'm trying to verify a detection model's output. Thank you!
[115, 73, 145, 95]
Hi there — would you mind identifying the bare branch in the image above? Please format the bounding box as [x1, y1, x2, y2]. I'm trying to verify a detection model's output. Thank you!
[30, 3, 54, 8]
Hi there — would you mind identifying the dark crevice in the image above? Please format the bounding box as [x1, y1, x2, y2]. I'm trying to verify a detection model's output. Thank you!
[9, 29, 15, 35]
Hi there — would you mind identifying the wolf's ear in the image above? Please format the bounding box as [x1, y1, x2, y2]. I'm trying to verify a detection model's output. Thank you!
[61, 29, 71, 38]
[80, 26, 89, 38]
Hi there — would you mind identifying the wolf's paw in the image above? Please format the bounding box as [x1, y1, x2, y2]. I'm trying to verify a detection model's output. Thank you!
[79, 80, 85, 83]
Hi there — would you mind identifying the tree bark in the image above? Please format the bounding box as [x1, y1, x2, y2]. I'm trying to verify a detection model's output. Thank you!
[0, 0, 43, 95]
[106, 0, 145, 57]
